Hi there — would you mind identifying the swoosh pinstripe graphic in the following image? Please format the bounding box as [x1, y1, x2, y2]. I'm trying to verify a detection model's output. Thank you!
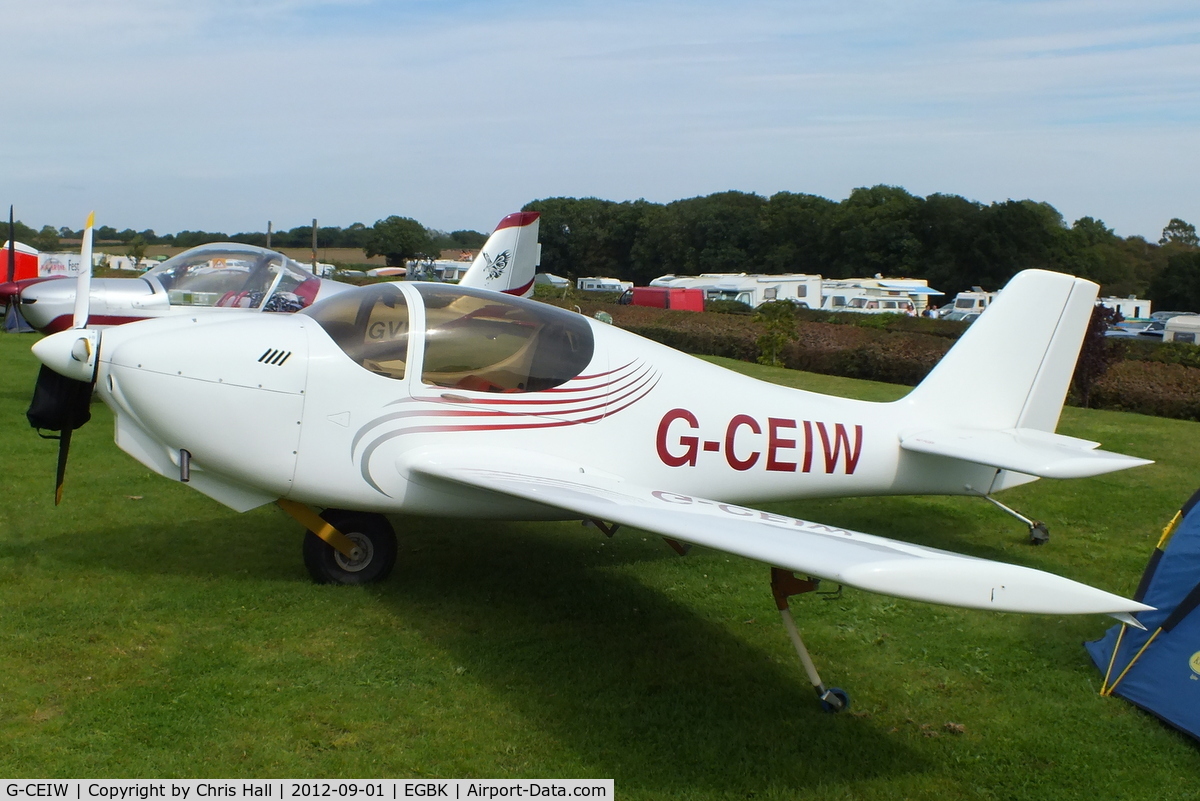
[353, 367, 656, 458]
[352, 360, 659, 495]
[574, 363, 638, 381]
[356, 366, 656, 455]
[501, 278, 535, 296]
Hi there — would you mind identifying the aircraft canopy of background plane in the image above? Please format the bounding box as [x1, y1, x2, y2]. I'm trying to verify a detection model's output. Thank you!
[145, 244, 323, 311]
[11, 210, 541, 334]
[16, 243, 352, 333]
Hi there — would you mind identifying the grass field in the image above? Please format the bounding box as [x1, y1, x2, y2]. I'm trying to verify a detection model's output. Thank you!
[1, 336, 1197, 794]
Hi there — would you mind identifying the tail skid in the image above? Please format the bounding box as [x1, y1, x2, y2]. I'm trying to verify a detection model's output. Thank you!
[458, 212, 540, 297]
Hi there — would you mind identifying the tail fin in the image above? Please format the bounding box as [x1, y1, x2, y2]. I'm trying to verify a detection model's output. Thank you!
[904, 269, 1096, 432]
[897, 270, 1152, 481]
[458, 212, 540, 297]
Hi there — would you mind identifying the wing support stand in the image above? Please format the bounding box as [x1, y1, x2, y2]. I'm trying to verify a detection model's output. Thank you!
[770, 568, 849, 713]
[583, 520, 694, 557]
[583, 519, 621, 538]
[662, 538, 691, 556]
[971, 487, 1050, 545]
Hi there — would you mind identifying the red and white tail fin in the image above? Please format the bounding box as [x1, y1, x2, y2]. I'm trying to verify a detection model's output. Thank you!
[458, 212, 540, 297]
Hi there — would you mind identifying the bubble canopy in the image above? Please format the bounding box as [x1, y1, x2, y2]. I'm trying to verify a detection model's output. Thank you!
[302, 283, 595, 392]
[143, 243, 319, 312]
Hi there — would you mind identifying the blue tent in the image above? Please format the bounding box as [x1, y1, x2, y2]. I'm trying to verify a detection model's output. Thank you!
[1086, 486, 1200, 741]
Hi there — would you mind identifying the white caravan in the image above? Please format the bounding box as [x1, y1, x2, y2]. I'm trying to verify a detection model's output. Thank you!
[1099, 296, 1153, 320]
[1163, 315, 1200, 344]
[821, 278, 941, 314]
[577, 277, 633, 292]
[650, 273, 823, 308]
[942, 288, 997, 317]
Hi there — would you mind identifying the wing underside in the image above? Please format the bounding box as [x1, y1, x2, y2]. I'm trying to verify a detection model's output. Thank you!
[405, 448, 1149, 618]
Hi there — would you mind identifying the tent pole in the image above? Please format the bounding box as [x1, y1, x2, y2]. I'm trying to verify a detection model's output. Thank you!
[1100, 624, 1127, 695]
[1103, 628, 1161, 696]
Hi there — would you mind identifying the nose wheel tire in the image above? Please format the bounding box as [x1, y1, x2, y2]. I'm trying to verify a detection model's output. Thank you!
[302, 509, 397, 585]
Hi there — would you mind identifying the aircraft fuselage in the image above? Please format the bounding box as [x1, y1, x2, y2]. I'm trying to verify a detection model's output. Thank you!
[89, 282, 1002, 517]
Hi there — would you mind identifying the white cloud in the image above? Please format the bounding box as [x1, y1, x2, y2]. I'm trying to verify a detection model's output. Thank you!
[1, 0, 1197, 237]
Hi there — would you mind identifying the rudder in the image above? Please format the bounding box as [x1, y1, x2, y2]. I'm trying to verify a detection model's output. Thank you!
[458, 212, 540, 297]
[901, 269, 1098, 433]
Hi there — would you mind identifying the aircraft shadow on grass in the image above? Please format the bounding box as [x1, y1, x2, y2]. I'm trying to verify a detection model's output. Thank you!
[7, 509, 944, 790]
[370, 519, 935, 790]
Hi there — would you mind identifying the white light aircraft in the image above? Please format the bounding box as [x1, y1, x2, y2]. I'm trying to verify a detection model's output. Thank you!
[29, 215, 1152, 710]
[10, 212, 540, 333]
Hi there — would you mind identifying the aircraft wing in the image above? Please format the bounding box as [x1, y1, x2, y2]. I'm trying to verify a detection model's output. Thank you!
[899, 427, 1153, 479]
[406, 449, 1150, 618]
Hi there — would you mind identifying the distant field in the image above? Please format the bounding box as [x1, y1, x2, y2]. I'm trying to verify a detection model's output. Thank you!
[0, 337, 1197, 794]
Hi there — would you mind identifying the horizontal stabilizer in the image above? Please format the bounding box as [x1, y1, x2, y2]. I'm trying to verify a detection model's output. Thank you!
[406, 448, 1151, 618]
[900, 427, 1153, 479]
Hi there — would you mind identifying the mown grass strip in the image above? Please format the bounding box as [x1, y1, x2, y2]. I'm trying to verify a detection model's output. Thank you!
[0, 336, 1196, 795]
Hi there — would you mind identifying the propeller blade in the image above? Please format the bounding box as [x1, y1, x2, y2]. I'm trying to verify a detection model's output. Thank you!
[28, 343, 97, 506]
[73, 211, 94, 329]
[54, 429, 72, 506]
[30, 213, 101, 503]
[7, 205, 14, 284]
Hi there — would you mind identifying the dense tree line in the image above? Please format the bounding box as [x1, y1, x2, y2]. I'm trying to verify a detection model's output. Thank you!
[11, 186, 1199, 309]
[525, 188, 1199, 307]
[9, 219, 486, 260]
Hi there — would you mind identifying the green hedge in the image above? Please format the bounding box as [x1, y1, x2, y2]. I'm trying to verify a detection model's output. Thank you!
[791, 307, 969, 338]
[559, 299, 1200, 421]
[1108, 337, 1200, 370]
[1091, 360, 1200, 421]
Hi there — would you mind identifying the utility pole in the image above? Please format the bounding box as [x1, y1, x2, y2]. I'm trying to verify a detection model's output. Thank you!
[311, 218, 318, 272]
[266, 221, 272, 249]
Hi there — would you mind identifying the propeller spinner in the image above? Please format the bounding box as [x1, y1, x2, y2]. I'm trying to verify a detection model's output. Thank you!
[26, 212, 98, 504]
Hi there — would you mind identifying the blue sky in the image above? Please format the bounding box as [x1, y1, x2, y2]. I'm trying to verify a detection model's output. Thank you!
[3, 0, 1198, 239]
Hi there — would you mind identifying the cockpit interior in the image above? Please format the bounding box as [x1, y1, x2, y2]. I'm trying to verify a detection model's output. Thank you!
[145, 244, 320, 312]
[303, 283, 595, 392]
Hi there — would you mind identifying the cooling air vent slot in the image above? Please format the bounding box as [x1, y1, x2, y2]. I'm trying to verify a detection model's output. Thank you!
[258, 348, 292, 366]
